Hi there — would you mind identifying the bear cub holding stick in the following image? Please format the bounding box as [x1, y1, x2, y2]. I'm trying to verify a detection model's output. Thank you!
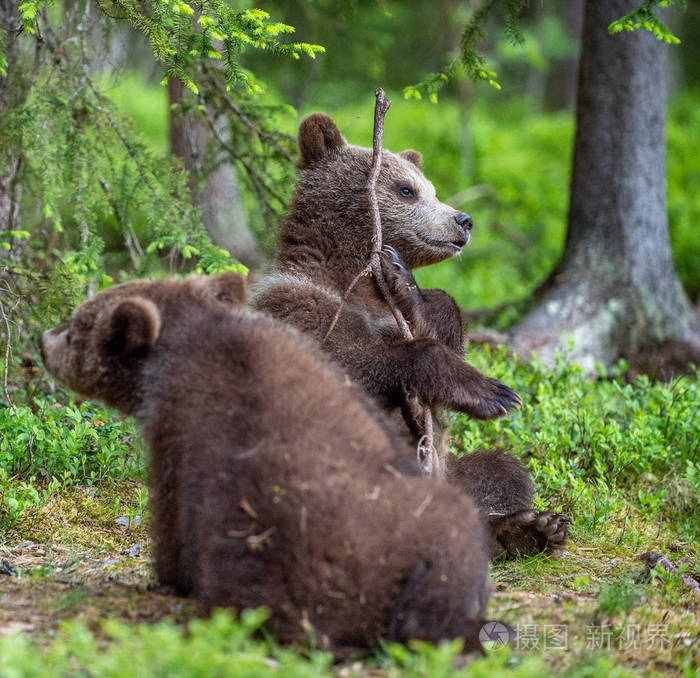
[40, 273, 491, 654]
[253, 113, 569, 557]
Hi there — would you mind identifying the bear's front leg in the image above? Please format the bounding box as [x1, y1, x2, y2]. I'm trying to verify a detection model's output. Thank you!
[372, 339, 522, 420]
[379, 247, 464, 353]
[426, 347, 522, 419]
[379, 246, 425, 327]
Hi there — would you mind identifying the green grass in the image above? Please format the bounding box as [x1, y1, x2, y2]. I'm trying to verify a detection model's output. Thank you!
[1, 348, 698, 676]
[0, 611, 670, 677]
[2, 70, 699, 678]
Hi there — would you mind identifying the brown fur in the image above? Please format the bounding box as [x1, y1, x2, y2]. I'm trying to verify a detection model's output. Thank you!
[252, 113, 569, 556]
[446, 451, 568, 557]
[40, 273, 490, 654]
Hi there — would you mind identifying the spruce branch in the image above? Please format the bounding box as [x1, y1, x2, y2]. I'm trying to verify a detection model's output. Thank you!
[405, 0, 684, 101]
[199, 103, 287, 219]
[202, 65, 294, 164]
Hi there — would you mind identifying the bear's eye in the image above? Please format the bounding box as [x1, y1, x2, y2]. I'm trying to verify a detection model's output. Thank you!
[65, 330, 72, 345]
[398, 185, 415, 199]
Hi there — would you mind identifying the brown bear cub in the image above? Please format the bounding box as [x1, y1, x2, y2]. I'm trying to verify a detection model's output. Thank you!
[252, 113, 569, 557]
[41, 273, 490, 654]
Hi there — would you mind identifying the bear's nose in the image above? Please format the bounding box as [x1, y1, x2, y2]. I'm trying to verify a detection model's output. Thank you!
[454, 212, 473, 232]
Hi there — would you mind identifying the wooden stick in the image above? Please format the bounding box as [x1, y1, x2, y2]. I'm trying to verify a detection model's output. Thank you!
[325, 88, 437, 475]
[324, 89, 404, 342]
[417, 412, 434, 476]
[322, 266, 372, 342]
[365, 90, 439, 476]
[638, 552, 700, 598]
[365, 89, 413, 339]
[367, 89, 392, 253]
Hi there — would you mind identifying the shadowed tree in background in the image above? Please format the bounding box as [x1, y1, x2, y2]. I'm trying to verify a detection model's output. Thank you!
[168, 78, 262, 267]
[0, 0, 23, 259]
[402, 0, 697, 376]
[508, 0, 700, 375]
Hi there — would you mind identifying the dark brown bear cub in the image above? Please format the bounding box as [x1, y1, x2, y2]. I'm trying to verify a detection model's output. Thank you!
[41, 273, 490, 654]
[253, 113, 569, 557]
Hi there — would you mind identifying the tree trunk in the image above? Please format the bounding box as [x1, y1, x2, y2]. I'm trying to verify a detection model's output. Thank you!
[168, 78, 262, 268]
[0, 0, 19, 115]
[509, 0, 700, 377]
[544, 0, 583, 111]
[1, 0, 22, 258]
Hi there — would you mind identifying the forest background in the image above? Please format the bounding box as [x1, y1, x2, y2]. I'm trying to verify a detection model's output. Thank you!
[0, 1, 699, 676]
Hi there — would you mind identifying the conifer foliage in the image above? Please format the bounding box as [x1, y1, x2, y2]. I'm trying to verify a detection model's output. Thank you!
[404, 0, 684, 101]
[0, 0, 322, 356]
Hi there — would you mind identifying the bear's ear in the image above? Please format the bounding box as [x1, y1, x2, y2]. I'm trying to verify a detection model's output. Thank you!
[106, 297, 161, 357]
[298, 113, 346, 167]
[203, 271, 247, 309]
[400, 150, 422, 168]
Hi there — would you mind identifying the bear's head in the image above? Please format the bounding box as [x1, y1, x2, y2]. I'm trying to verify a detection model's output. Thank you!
[40, 272, 246, 413]
[296, 113, 473, 269]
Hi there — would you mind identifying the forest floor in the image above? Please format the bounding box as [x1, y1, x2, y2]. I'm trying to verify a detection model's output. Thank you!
[1, 349, 698, 676]
[0, 482, 186, 638]
[0, 479, 698, 677]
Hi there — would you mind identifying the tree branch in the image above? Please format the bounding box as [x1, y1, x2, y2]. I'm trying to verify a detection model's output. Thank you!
[638, 551, 700, 599]
[201, 66, 295, 164]
[324, 89, 437, 476]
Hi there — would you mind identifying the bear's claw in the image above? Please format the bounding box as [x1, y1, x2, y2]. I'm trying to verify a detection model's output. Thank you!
[379, 246, 422, 308]
[382, 245, 404, 268]
[490, 509, 570, 558]
[462, 378, 522, 420]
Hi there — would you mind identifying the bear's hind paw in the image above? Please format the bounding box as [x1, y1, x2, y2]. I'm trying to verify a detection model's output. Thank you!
[490, 509, 570, 559]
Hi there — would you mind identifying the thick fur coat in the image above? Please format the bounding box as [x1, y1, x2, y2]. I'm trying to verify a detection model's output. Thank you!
[253, 114, 569, 556]
[41, 273, 491, 653]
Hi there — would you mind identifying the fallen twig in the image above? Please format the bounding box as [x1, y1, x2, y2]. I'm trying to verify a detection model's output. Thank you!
[638, 551, 700, 598]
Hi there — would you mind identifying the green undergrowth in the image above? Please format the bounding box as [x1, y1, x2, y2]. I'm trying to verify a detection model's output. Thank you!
[1, 349, 698, 675]
[451, 348, 700, 546]
[0, 394, 144, 531]
[0, 610, 649, 678]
